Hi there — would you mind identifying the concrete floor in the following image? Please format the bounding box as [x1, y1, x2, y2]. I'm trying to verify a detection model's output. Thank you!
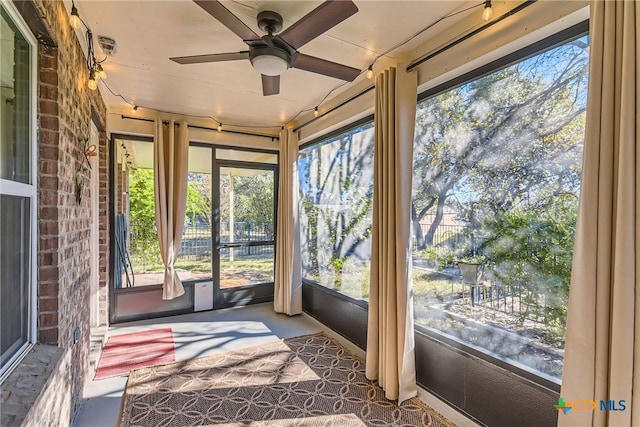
[73, 303, 477, 427]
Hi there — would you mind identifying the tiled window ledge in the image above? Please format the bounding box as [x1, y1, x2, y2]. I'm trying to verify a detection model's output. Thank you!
[1, 345, 63, 427]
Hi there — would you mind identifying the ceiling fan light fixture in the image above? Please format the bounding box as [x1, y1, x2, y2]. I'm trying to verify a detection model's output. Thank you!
[250, 47, 290, 76]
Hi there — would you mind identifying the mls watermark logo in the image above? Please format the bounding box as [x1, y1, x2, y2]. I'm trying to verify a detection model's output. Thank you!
[555, 397, 626, 415]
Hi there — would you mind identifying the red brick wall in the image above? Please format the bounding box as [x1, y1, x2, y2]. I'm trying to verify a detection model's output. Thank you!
[23, 0, 108, 424]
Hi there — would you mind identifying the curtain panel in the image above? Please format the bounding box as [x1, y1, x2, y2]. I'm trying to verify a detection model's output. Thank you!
[274, 128, 303, 315]
[154, 119, 189, 300]
[366, 66, 419, 403]
[560, 1, 639, 426]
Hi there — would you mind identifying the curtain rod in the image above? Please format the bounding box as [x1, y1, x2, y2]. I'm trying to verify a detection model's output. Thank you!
[294, 1, 536, 133]
[407, 0, 537, 72]
[120, 115, 279, 141]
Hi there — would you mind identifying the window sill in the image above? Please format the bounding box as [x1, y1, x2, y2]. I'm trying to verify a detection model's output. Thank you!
[0, 345, 63, 427]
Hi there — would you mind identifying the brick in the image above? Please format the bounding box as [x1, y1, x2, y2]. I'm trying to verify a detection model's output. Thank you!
[39, 283, 59, 297]
[39, 69, 58, 86]
[39, 175, 58, 191]
[39, 159, 58, 175]
[39, 84, 58, 101]
[39, 297, 58, 311]
[39, 313, 58, 327]
[39, 207, 57, 221]
[39, 143, 59, 159]
[40, 53, 58, 70]
[37, 328, 58, 344]
[39, 100, 58, 115]
[38, 267, 59, 282]
[38, 189, 58, 206]
[39, 115, 59, 130]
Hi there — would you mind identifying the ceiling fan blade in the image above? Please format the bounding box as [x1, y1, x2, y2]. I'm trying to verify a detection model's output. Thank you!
[292, 53, 360, 81]
[193, 0, 260, 41]
[278, 1, 358, 50]
[170, 51, 249, 64]
[261, 74, 280, 96]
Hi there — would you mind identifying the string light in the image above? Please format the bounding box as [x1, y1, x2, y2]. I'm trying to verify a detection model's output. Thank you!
[482, 0, 493, 21]
[131, 105, 138, 113]
[366, 65, 373, 79]
[69, 2, 81, 29]
[96, 63, 107, 80]
[87, 70, 97, 90]
[68, 4, 108, 91]
[314, 107, 319, 117]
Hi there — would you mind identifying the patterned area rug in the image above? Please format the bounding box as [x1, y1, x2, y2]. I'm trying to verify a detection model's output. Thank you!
[120, 333, 455, 426]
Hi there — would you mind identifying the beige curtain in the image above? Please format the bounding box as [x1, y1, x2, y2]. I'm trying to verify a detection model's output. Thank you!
[274, 128, 303, 315]
[366, 66, 418, 403]
[559, 1, 639, 426]
[154, 120, 189, 300]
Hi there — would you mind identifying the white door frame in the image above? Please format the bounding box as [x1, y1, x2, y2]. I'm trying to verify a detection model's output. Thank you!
[89, 123, 100, 327]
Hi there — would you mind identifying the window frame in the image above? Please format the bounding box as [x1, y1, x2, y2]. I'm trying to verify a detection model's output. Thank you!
[0, 1, 39, 380]
[412, 20, 589, 391]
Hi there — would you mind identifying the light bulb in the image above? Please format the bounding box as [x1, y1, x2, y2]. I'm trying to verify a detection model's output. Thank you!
[132, 105, 138, 114]
[482, 1, 493, 21]
[314, 107, 319, 118]
[366, 66, 373, 79]
[87, 70, 97, 90]
[96, 64, 107, 80]
[70, 4, 81, 29]
[218, 123, 222, 132]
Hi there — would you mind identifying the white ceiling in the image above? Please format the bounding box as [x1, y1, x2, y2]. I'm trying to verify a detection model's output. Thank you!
[72, 1, 476, 128]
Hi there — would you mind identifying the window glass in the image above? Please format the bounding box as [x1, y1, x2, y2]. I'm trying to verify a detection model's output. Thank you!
[1, 7, 31, 184]
[299, 122, 374, 300]
[411, 35, 589, 381]
[0, 195, 30, 366]
[176, 146, 213, 281]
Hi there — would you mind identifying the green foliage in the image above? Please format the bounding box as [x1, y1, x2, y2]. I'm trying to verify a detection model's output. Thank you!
[421, 247, 454, 270]
[222, 172, 274, 224]
[129, 169, 216, 270]
[455, 254, 486, 265]
[481, 199, 577, 337]
[128, 168, 160, 267]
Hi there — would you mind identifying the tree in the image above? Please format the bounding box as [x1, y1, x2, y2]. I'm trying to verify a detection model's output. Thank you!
[481, 197, 577, 338]
[128, 168, 160, 267]
[299, 123, 374, 289]
[411, 37, 589, 249]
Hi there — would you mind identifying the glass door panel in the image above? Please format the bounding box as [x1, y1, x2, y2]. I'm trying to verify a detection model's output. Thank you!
[214, 160, 277, 306]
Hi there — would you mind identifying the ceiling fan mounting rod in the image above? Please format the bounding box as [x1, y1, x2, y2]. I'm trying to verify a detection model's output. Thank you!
[257, 11, 283, 35]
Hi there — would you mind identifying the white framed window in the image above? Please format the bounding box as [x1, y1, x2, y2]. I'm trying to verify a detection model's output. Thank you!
[0, 0, 38, 379]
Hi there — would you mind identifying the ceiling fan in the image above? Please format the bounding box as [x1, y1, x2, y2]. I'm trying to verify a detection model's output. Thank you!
[170, 0, 361, 96]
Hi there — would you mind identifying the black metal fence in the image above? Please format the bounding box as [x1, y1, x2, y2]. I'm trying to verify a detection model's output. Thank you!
[413, 223, 550, 325]
[130, 221, 274, 262]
